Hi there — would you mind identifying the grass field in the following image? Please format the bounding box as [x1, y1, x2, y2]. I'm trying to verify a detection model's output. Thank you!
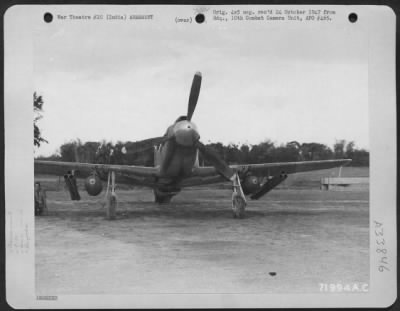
[35, 172, 369, 295]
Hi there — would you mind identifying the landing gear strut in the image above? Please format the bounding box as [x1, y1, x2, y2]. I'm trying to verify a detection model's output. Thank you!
[104, 171, 117, 220]
[231, 173, 247, 218]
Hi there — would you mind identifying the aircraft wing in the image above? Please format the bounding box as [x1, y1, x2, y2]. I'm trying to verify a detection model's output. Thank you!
[192, 159, 352, 179]
[34, 160, 159, 179]
[232, 159, 352, 177]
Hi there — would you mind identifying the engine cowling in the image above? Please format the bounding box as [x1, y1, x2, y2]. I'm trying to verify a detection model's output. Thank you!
[84, 174, 103, 196]
[241, 175, 262, 195]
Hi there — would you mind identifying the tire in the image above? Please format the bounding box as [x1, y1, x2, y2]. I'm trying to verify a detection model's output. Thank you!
[232, 194, 246, 219]
[153, 189, 173, 204]
[155, 195, 172, 204]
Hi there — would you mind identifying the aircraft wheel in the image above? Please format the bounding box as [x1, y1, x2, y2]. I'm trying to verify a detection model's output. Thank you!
[155, 195, 172, 204]
[153, 189, 173, 204]
[232, 194, 246, 219]
[105, 192, 117, 220]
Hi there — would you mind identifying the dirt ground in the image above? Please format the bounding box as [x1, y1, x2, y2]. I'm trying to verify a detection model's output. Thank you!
[35, 187, 369, 295]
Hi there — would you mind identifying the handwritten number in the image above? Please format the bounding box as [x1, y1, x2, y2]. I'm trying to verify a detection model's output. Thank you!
[376, 238, 385, 245]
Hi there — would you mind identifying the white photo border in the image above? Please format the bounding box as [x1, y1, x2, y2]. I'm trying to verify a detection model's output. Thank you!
[4, 4, 396, 308]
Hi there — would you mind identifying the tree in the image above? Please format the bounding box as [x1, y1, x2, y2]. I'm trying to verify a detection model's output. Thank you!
[200, 142, 226, 165]
[333, 139, 346, 159]
[59, 141, 78, 162]
[300, 142, 333, 161]
[249, 139, 275, 163]
[226, 143, 242, 164]
[34, 92, 48, 147]
[271, 144, 300, 162]
[345, 141, 355, 158]
[287, 141, 303, 160]
[240, 144, 251, 163]
[82, 141, 101, 163]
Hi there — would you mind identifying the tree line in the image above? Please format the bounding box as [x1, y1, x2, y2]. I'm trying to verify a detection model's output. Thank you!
[33, 92, 368, 166]
[37, 138, 369, 167]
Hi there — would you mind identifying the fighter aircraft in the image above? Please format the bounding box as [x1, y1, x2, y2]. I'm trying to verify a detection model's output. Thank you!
[35, 72, 351, 218]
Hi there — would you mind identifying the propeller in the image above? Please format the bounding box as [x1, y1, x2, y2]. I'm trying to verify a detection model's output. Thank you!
[188, 72, 235, 181]
[196, 141, 235, 181]
[187, 72, 202, 121]
[162, 71, 236, 182]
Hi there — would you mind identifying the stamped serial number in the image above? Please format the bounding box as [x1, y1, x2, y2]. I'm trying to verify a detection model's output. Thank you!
[319, 283, 368, 292]
[374, 220, 389, 272]
[36, 295, 58, 300]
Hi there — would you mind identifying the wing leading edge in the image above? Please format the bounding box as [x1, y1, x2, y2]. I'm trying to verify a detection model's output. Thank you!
[192, 159, 352, 179]
[34, 160, 158, 179]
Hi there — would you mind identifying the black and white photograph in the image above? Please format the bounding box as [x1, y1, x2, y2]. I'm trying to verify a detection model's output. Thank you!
[4, 5, 396, 308]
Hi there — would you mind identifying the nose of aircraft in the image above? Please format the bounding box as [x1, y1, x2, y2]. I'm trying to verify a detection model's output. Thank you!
[174, 120, 200, 147]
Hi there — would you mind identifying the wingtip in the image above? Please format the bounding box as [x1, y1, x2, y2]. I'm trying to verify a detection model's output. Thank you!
[195, 71, 202, 77]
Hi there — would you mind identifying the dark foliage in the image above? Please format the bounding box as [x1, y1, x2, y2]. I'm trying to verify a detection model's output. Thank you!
[34, 92, 48, 147]
[39, 138, 369, 167]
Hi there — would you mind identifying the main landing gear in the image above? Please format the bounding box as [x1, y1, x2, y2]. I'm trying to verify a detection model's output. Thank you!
[104, 171, 117, 220]
[231, 173, 247, 219]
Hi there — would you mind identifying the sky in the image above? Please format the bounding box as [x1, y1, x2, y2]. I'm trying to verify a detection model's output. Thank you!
[34, 8, 368, 156]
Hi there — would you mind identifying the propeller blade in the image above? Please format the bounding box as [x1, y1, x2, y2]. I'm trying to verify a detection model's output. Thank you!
[187, 72, 202, 121]
[196, 141, 235, 181]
